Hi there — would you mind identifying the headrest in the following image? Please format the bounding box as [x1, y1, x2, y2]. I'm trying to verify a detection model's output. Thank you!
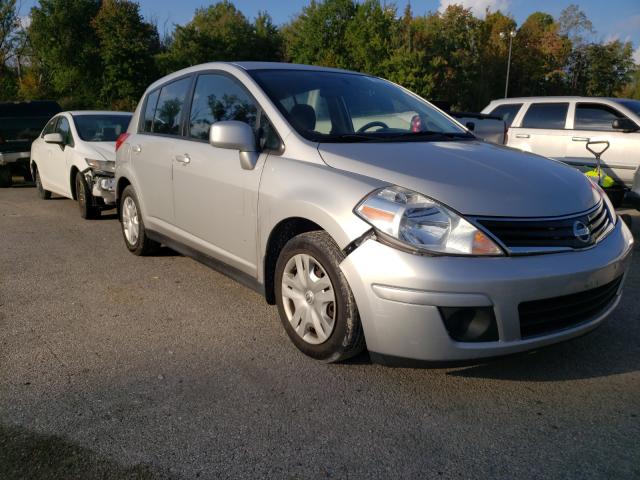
[289, 104, 316, 131]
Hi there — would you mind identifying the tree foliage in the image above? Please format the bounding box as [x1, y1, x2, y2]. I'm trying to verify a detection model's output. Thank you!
[1, 0, 638, 110]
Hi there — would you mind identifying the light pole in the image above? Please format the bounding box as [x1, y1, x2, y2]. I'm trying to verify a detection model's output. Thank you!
[499, 30, 516, 98]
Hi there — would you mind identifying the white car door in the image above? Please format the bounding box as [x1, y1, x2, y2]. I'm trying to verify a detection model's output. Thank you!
[41, 115, 74, 196]
[564, 102, 640, 187]
[171, 72, 268, 276]
[507, 102, 572, 160]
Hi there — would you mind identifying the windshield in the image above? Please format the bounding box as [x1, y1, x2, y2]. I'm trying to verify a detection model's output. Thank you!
[0, 117, 51, 143]
[250, 70, 471, 143]
[613, 99, 640, 117]
[73, 114, 132, 142]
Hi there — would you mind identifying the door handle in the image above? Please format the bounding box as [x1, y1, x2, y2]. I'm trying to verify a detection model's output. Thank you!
[515, 134, 530, 139]
[175, 153, 191, 164]
[131, 144, 141, 153]
[572, 137, 589, 142]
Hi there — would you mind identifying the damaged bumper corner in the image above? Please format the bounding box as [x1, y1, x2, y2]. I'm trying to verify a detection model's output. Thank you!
[83, 168, 116, 206]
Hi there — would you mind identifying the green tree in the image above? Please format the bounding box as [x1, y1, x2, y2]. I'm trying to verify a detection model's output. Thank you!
[92, 0, 160, 110]
[159, 1, 256, 72]
[0, 0, 20, 100]
[27, 0, 101, 107]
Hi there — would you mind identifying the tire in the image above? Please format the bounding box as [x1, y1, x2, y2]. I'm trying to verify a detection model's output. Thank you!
[34, 167, 51, 199]
[120, 185, 159, 256]
[0, 165, 12, 187]
[75, 171, 100, 219]
[23, 168, 33, 182]
[274, 231, 365, 363]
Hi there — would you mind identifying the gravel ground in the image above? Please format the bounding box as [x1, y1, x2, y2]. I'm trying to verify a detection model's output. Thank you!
[1, 185, 639, 479]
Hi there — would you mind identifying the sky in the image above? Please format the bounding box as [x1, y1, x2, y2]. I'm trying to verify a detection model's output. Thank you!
[18, 0, 640, 62]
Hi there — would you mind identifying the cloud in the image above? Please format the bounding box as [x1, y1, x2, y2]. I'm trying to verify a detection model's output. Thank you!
[438, 0, 511, 18]
[19, 15, 31, 29]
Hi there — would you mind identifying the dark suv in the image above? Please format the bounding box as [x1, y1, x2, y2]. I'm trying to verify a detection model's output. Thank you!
[0, 101, 61, 187]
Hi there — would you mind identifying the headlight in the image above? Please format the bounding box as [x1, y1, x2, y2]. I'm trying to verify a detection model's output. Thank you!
[86, 158, 115, 173]
[355, 186, 504, 256]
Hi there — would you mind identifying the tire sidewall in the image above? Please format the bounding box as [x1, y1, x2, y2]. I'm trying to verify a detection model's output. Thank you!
[274, 234, 359, 362]
[75, 171, 89, 219]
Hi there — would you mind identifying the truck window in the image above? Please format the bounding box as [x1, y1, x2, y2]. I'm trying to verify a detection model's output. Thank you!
[521, 103, 569, 129]
[488, 104, 522, 127]
[574, 103, 626, 131]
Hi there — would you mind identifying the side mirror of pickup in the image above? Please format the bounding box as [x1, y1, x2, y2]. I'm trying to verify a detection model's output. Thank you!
[209, 121, 258, 170]
[44, 133, 64, 144]
[612, 118, 638, 132]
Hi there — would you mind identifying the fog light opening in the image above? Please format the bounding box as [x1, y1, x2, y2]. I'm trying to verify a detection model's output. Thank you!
[439, 306, 498, 342]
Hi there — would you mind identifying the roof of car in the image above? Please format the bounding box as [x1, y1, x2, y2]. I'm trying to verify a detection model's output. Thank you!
[66, 110, 133, 116]
[490, 96, 632, 104]
[228, 61, 360, 74]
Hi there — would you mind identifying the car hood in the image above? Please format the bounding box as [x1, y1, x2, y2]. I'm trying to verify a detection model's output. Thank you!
[317, 140, 600, 217]
[83, 142, 116, 161]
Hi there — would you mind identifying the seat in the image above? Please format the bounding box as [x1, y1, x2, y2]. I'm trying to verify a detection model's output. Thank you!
[289, 104, 316, 131]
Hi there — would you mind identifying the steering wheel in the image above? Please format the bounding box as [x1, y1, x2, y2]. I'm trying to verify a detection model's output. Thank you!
[357, 121, 389, 133]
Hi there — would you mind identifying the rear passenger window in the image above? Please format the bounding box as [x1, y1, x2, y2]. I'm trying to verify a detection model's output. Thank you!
[188, 73, 258, 140]
[521, 103, 568, 129]
[142, 90, 159, 133]
[151, 77, 191, 136]
[489, 104, 522, 127]
[574, 103, 625, 131]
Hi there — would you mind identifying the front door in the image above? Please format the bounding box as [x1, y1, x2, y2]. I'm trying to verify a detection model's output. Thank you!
[172, 72, 268, 276]
[565, 102, 640, 187]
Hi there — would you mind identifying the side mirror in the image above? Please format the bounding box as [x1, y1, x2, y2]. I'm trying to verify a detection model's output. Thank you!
[465, 121, 475, 132]
[44, 133, 64, 144]
[210, 121, 258, 170]
[612, 118, 638, 132]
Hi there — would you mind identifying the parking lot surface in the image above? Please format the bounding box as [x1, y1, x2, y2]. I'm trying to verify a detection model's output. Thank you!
[1, 185, 639, 479]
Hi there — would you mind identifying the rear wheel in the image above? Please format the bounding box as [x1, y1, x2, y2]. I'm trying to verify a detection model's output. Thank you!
[75, 171, 99, 219]
[120, 185, 159, 256]
[0, 165, 12, 187]
[274, 231, 365, 362]
[34, 167, 51, 199]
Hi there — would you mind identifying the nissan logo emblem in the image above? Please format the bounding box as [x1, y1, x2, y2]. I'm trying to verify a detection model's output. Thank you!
[573, 220, 591, 243]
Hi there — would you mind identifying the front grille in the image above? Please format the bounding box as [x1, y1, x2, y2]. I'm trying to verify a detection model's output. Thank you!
[476, 202, 613, 252]
[518, 276, 622, 338]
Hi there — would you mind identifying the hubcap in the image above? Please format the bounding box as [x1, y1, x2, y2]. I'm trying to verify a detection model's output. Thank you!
[281, 253, 336, 345]
[122, 196, 140, 246]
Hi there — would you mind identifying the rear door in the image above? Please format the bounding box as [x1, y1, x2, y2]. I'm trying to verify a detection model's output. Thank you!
[132, 76, 192, 225]
[565, 102, 640, 186]
[508, 102, 571, 160]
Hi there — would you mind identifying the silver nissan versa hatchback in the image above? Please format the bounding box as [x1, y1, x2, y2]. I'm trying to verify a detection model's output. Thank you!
[115, 62, 633, 364]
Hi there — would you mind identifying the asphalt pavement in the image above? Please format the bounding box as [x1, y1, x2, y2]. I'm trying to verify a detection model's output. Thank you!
[1, 185, 639, 479]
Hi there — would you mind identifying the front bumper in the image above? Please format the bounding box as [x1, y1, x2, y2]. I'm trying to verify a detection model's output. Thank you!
[340, 220, 634, 362]
[84, 169, 116, 205]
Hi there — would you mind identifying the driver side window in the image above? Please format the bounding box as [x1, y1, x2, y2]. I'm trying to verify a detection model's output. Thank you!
[55, 117, 73, 146]
[42, 117, 58, 137]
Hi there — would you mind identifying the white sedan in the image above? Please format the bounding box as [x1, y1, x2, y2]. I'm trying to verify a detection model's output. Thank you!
[30, 111, 132, 218]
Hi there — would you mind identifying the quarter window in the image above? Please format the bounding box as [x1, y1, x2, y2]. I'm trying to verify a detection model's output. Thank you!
[152, 77, 191, 136]
[521, 103, 569, 129]
[574, 103, 626, 131]
[489, 104, 522, 127]
[142, 89, 159, 133]
[188, 73, 258, 140]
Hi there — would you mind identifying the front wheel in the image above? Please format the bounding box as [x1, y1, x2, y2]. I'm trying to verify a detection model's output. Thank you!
[274, 231, 365, 362]
[120, 185, 159, 256]
[75, 171, 99, 219]
[34, 167, 51, 199]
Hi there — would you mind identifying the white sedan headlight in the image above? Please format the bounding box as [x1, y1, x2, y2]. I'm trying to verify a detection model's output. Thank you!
[355, 186, 504, 256]
[86, 158, 115, 173]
